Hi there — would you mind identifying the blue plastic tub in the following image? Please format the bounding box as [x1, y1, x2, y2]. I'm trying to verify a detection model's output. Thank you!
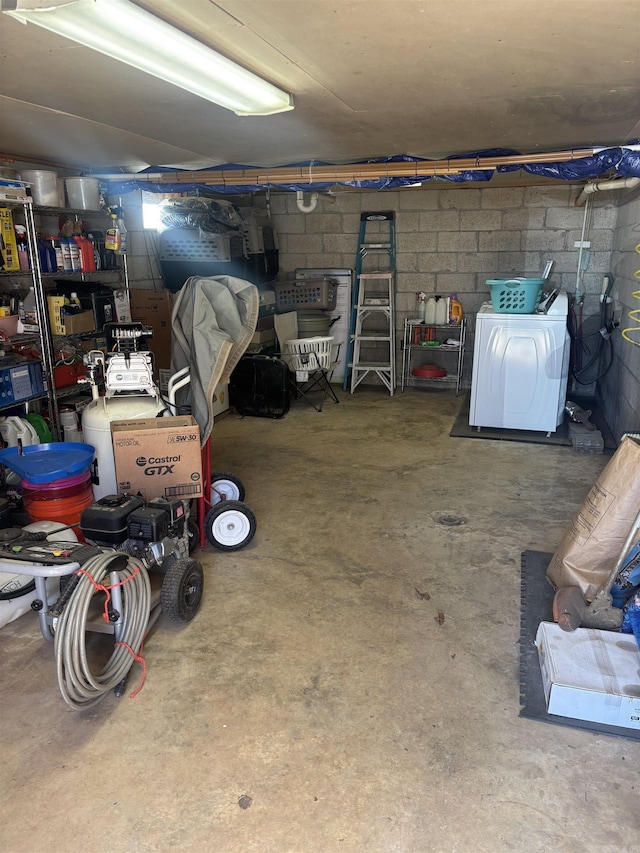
[0, 442, 95, 484]
[486, 277, 546, 314]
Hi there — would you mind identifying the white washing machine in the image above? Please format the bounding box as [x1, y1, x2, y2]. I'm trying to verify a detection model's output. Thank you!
[469, 291, 570, 433]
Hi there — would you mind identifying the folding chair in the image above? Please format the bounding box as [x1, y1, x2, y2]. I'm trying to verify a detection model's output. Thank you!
[274, 313, 341, 412]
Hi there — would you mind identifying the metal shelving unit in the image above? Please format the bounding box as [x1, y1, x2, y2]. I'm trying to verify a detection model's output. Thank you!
[1, 200, 124, 438]
[401, 317, 466, 394]
[0, 198, 63, 437]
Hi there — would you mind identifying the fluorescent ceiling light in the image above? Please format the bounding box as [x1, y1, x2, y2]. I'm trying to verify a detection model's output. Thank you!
[2, 0, 294, 116]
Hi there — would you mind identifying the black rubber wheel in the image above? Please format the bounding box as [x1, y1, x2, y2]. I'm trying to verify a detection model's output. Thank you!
[160, 558, 204, 622]
[210, 472, 246, 505]
[187, 519, 200, 555]
[204, 500, 256, 552]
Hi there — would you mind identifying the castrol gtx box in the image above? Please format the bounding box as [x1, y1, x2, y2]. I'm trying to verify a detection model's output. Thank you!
[111, 416, 202, 502]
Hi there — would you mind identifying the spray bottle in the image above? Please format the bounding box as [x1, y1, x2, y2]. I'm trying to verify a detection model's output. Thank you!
[416, 291, 427, 321]
[105, 206, 127, 255]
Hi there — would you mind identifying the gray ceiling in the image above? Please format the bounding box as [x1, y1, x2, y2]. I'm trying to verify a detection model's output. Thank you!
[1, 0, 639, 180]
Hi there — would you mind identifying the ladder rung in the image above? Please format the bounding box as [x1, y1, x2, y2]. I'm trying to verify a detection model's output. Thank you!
[361, 293, 390, 302]
[351, 362, 393, 370]
[358, 272, 394, 279]
[359, 245, 391, 253]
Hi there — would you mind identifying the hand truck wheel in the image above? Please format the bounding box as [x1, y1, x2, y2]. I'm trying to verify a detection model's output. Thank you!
[210, 472, 246, 505]
[204, 500, 256, 552]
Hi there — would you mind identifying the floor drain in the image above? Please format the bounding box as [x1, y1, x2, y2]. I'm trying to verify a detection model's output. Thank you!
[432, 512, 467, 527]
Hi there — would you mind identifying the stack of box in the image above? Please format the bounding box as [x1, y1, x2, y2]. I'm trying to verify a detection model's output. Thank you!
[247, 315, 276, 352]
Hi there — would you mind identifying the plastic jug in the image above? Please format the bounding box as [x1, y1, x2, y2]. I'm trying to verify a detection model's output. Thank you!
[449, 294, 463, 325]
[0, 416, 39, 448]
[425, 296, 450, 325]
[0, 417, 39, 485]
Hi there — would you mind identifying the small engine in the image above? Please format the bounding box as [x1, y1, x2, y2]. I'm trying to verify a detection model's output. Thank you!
[80, 494, 188, 567]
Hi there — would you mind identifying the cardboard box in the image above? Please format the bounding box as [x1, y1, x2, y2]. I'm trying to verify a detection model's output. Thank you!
[256, 315, 275, 331]
[251, 328, 276, 344]
[536, 621, 640, 730]
[47, 297, 96, 335]
[64, 310, 95, 335]
[0, 208, 19, 271]
[111, 415, 202, 502]
[0, 179, 29, 203]
[129, 288, 173, 372]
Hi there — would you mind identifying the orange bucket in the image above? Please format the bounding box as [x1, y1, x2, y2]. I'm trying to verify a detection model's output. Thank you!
[24, 475, 94, 541]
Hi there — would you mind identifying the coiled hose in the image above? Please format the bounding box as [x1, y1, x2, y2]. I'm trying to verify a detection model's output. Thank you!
[54, 552, 151, 711]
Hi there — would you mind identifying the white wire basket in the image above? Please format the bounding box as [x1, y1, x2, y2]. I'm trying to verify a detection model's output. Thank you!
[282, 336, 333, 378]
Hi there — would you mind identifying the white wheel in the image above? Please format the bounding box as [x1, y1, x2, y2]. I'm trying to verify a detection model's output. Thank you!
[204, 501, 256, 552]
[210, 472, 245, 505]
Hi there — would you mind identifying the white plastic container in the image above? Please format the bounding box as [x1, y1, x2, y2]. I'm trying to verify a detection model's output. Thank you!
[0, 416, 39, 486]
[59, 408, 81, 442]
[65, 177, 100, 211]
[0, 415, 39, 448]
[424, 296, 450, 325]
[19, 170, 60, 207]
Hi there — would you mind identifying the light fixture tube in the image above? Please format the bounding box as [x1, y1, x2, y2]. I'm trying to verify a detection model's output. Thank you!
[2, 0, 294, 116]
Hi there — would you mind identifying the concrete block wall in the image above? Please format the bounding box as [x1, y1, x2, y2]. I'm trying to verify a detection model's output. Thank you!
[598, 188, 640, 440]
[269, 184, 617, 386]
[116, 191, 165, 290]
[119, 183, 638, 439]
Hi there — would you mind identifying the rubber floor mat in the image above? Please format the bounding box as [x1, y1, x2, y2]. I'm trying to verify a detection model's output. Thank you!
[451, 394, 616, 450]
[519, 550, 639, 741]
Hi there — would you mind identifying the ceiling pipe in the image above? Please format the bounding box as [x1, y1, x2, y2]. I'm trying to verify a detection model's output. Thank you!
[296, 190, 318, 213]
[74, 147, 640, 190]
[576, 176, 640, 206]
[87, 148, 604, 186]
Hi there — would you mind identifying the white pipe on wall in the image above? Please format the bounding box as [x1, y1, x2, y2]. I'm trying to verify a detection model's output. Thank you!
[296, 190, 318, 213]
[576, 176, 640, 207]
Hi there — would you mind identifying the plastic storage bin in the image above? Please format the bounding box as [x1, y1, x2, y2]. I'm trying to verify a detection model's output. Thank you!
[282, 336, 333, 371]
[274, 278, 337, 311]
[19, 170, 60, 206]
[65, 177, 100, 210]
[486, 277, 545, 314]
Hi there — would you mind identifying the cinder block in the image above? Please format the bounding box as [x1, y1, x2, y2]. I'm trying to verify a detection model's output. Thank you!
[437, 232, 477, 252]
[479, 231, 521, 252]
[419, 210, 459, 231]
[571, 430, 604, 454]
[460, 210, 502, 231]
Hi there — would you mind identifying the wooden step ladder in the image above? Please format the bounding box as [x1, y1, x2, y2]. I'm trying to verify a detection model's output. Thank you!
[344, 211, 396, 395]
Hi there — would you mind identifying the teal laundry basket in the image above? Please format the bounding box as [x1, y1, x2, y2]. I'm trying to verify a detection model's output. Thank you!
[486, 277, 545, 314]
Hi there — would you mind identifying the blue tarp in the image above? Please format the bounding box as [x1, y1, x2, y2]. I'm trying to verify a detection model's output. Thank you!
[107, 144, 640, 196]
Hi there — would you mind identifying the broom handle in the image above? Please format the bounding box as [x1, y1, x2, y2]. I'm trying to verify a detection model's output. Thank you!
[602, 506, 640, 595]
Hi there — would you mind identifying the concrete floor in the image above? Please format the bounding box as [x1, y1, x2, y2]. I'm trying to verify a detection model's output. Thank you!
[1, 388, 638, 853]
